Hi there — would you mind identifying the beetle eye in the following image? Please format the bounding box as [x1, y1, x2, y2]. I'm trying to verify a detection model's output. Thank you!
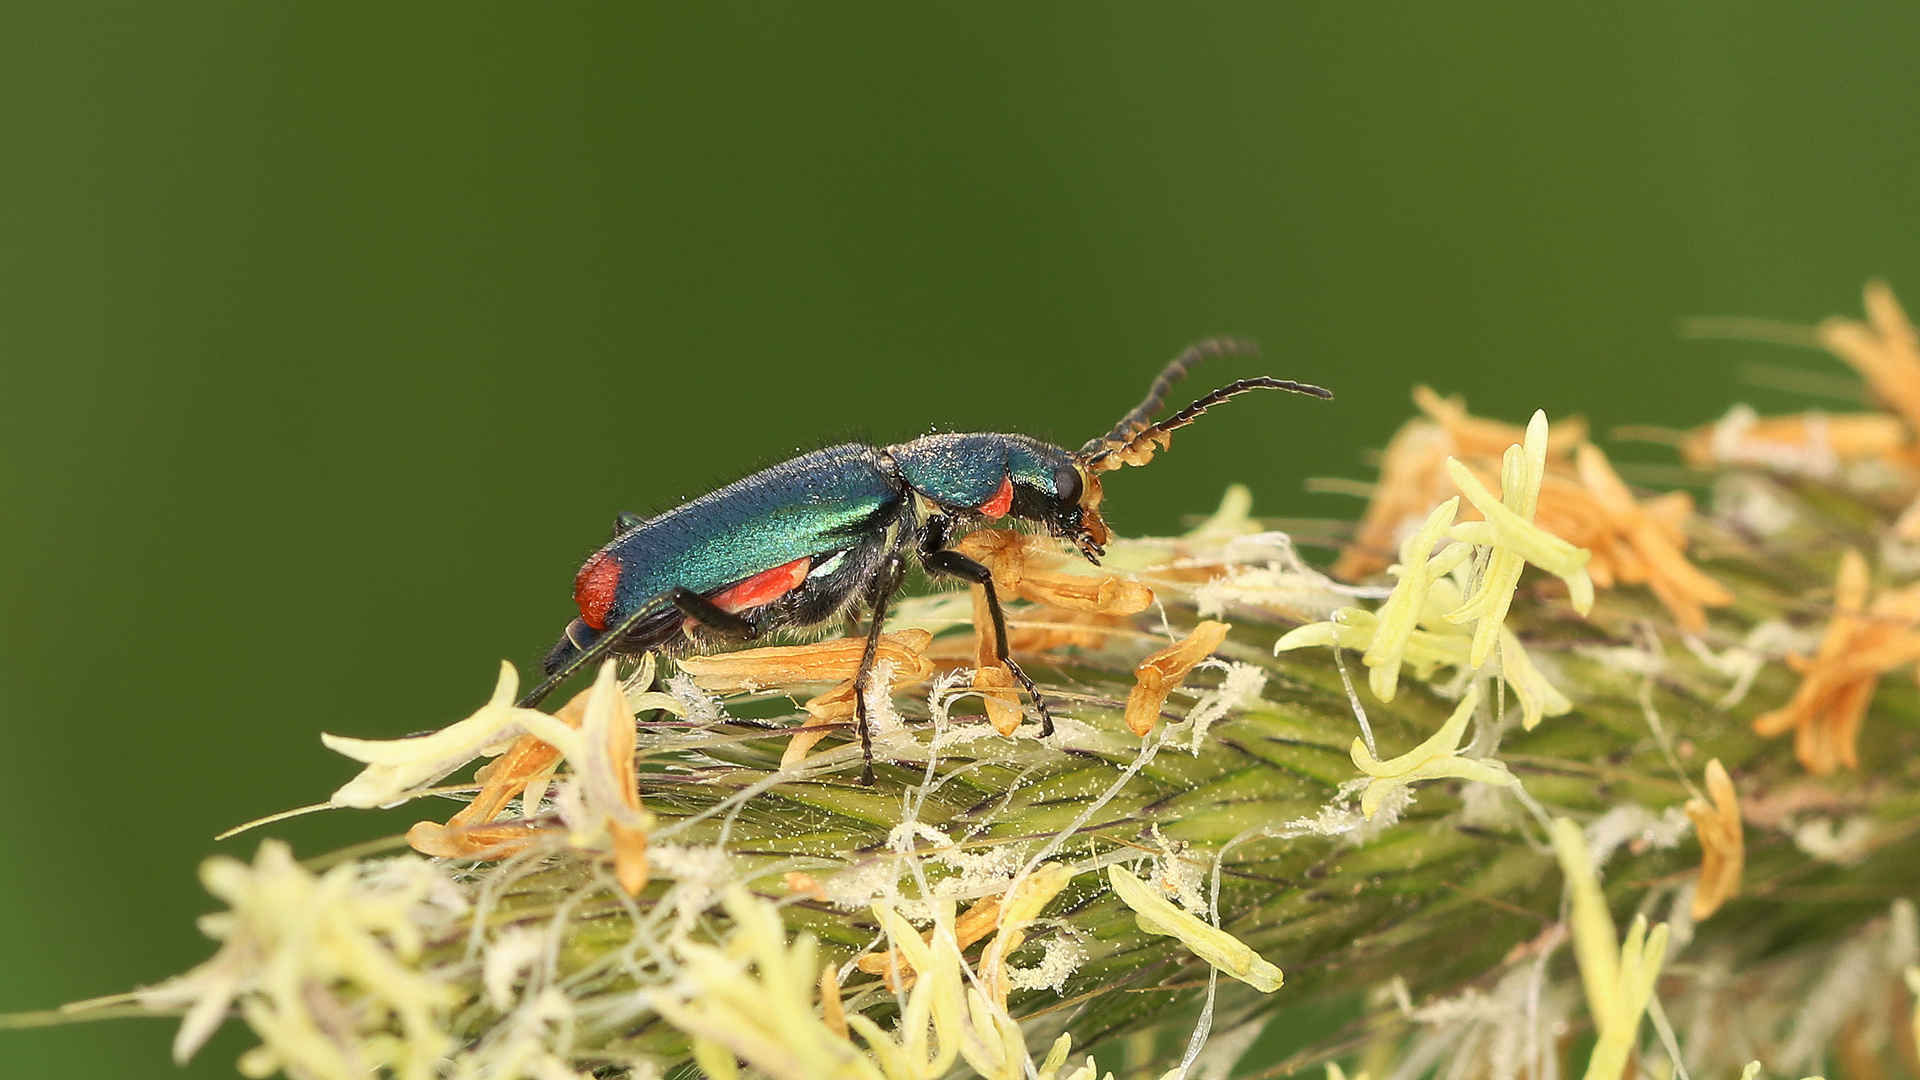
[1053, 465, 1082, 505]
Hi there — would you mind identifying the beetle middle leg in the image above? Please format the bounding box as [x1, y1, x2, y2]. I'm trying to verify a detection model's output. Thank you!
[846, 551, 910, 784]
[921, 548, 1056, 737]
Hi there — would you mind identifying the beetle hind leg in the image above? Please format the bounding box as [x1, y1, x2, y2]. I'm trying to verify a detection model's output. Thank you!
[921, 548, 1056, 737]
[667, 586, 757, 641]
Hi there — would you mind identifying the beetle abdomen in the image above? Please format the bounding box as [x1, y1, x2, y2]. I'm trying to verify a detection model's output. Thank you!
[576, 443, 903, 629]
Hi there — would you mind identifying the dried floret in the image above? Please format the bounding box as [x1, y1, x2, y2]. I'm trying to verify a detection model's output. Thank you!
[1334, 414, 1455, 580]
[1574, 443, 1733, 632]
[940, 529, 1157, 736]
[1684, 758, 1745, 919]
[1680, 404, 1910, 477]
[1753, 548, 1920, 773]
[953, 528, 1155, 616]
[511, 659, 661, 894]
[406, 686, 591, 860]
[1415, 385, 1590, 459]
[675, 630, 934, 697]
[675, 630, 933, 761]
[1124, 620, 1230, 736]
[1820, 280, 1920, 434]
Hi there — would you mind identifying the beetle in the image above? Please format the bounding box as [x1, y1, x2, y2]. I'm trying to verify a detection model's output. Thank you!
[517, 339, 1331, 775]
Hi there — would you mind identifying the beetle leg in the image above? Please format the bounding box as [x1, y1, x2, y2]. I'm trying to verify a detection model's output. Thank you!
[851, 551, 909, 784]
[921, 549, 1056, 737]
[519, 592, 679, 709]
[666, 586, 757, 640]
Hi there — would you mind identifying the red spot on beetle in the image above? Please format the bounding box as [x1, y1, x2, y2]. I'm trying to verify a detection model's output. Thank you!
[574, 551, 622, 630]
[978, 475, 1014, 518]
[710, 556, 812, 614]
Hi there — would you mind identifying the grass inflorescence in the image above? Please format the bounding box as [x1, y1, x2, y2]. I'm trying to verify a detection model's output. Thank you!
[15, 283, 1920, 1080]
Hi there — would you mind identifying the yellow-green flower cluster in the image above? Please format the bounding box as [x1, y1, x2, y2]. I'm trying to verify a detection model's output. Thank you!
[1276, 411, 1584, 732]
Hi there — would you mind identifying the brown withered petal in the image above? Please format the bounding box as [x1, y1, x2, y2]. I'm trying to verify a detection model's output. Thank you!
[1334, 416, 1452, 580]
[1684, 758, 1744, 920]
[406, 686, 593, 859]
[1576, 443, 1731, 633]
[1752, 549, 1920, 773]
[1124, 620, 1230, 737]
[1414, 385, 1589, 459]
[675, 630, 933, 692]
[1680, 410, 1910, 470]
[1820, 280, 1920, 433]
[856, 893, 1005, 990]
[955, 528, 1153, 614]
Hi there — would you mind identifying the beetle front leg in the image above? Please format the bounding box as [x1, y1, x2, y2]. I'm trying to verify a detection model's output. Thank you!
[921, 548, 1056, 737]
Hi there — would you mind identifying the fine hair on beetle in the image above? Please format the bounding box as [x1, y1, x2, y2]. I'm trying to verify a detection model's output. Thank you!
[520, 339, 1332, 780]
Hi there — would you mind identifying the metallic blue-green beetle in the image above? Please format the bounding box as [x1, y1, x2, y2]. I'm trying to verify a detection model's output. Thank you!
[520, 340, 1331, 773]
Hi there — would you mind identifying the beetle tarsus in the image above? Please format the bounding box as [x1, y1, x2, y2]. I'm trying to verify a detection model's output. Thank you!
[1002, 655, 1054, 737]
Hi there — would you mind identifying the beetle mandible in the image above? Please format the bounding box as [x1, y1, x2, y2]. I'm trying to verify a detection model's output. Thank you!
[518, 339, 1331, 774]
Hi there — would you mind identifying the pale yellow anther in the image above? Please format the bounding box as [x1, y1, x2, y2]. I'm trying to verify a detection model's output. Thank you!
[324, 658, 685, 814]
[1443, 411, 1595, 668]
[1106, 865, 1282, 992]
[1272, 611, 1375, 655]
[1035, 1034, 1074, 1080]
[136, 841, 460, 1078]
[1276, 609, 1473, 682]
[1905, 965, 1920, 1056]
[1348, 685, 1515, 818]
[652, 885, 901, 1080]
[323, 660, 526, 809]
[980, 863, 1076, 1008]
[1498, 623, 1572, 730]
[1550, 818, 1671, 1080]
[1276, 603, 1569, 730]
[1361, 497, 1464, 702]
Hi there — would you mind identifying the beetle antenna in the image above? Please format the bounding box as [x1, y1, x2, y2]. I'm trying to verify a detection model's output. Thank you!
[1077, 339, 1332, 471]
[1081, 337, 1259, 456]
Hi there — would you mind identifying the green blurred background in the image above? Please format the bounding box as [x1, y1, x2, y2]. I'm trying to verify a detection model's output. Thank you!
[3, 4, 1918, 1077]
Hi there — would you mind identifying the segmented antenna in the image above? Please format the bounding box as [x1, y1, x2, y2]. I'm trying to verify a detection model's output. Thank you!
[1076, 340, 1332, 471]
[1081, 337, 1259, 456]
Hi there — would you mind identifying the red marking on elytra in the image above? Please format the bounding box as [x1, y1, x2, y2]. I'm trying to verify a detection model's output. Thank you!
[979, 475, 1014, 518]
[574, 551, 622, 630]
[710, 556, 812, 614]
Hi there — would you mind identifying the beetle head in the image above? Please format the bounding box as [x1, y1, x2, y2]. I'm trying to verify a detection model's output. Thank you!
[993, 437, 1110, 563]
[890, 433, 1111, 563]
